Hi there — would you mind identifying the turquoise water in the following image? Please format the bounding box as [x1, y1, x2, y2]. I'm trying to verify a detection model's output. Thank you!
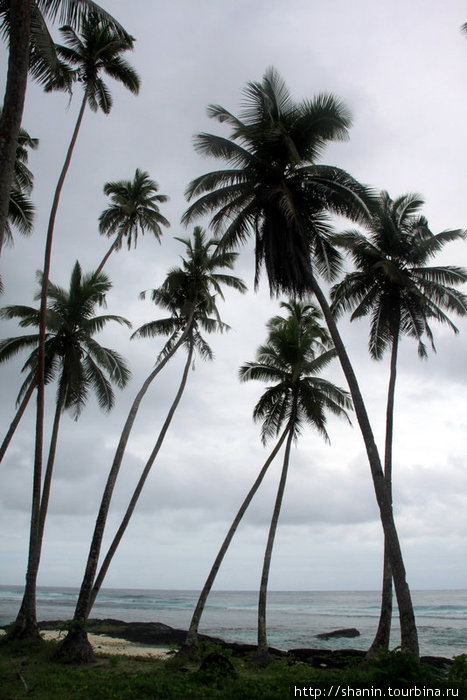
[0, 586, 465, 658]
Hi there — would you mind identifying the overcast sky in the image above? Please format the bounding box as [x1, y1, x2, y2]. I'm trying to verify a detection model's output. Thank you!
[0, 0, 466, 595]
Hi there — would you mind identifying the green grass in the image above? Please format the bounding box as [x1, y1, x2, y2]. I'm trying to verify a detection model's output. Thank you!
[0, 640, 464, 700]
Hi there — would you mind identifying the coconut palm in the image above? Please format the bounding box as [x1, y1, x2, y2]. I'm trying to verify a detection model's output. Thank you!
[96, 168, 170, 272]
[180, 300, 348, 660]
[13, 15, 139, 642]
[0, 0, 130, 258]
[240, 301, 351, 663]
[2, 261, 131, 640]
[57, 227, 247, 662]
[182, 68, 420, 655]
[331, 192, 467, 654]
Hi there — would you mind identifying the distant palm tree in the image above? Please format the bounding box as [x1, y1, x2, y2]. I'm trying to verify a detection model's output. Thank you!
[180, 300, 348, 661]
[331, 192, 467, 654]
[0, 0, 130, 257]
[2, 261, 131, 640]
[96, 168, 170, 272]
[240, 301, 351, 663]
[182, 68, 419, 655]
[57, 227, 247, 663]
[18, 14, 139, 642]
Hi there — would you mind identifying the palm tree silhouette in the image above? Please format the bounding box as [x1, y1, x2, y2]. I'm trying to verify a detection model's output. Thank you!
[181, 301, 351, 662]
[2, 261, 131, 640]
[0, 0, 130, 258]
[96, 168, 170, 272]
[331, 191, 467, 654]
[58, 227, 246, 662]
[182, 67, 419, 655]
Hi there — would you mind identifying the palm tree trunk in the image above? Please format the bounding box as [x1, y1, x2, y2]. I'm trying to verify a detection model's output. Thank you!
[95, 235, 123, 274]
[88, 344, 194, 611]
[0, 382, 35, 463]
[181, 423, 291, 658]
[57, 345, 194, 663]
[310, 276, 418, 657]
[0, 0, 30, 258]
[257, 422, 295, 664]
[8, 94, 88, 641]
[368, 331, 399, 656]
[38, 396, 63, 542]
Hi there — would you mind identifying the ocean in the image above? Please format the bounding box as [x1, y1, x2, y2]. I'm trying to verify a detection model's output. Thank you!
[0, 586, 465, 658]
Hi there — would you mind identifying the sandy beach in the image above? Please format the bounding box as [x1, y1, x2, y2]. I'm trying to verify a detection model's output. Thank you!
[0, 628, 171, 658]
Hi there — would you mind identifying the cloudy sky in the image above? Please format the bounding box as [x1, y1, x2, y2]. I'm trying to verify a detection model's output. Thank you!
[0, 0, 466, 596]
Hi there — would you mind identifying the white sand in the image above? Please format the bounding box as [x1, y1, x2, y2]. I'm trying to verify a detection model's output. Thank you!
[0, 628, 172, 658]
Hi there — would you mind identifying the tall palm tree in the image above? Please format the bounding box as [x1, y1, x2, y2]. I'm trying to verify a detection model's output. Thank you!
[2, 261, 131, 640]
[0, 0, 130, 258]
[16, 15, 139, 642]
[182, 67, 420, 655]
[181, 300, 348, 660]
[57, 227, 247, 662]
[240, 301, 351, 663]
[331, 192, 467, 654]
[96, 168, 170, 272]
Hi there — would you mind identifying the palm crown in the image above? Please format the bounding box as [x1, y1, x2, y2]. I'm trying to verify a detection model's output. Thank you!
[98, 168, 170, 254]
[0, 261, 131, 418]
[183, 67, 373, 296]
[133, 226, 247, 361]
[47, 12, 140, 111]
[331, 191, 467, 358]
[240, 300, 352, 444]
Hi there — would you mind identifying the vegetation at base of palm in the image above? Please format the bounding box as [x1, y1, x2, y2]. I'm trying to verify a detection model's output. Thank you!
[97, 168, 170, 272]
[1, 262, 131, 642]
[183, 68, 419, 656]
[58, 227, 247, 664]
[331, 191, 467, 654]
[0, 640, 457, 700]
[240, 301, 352, 662]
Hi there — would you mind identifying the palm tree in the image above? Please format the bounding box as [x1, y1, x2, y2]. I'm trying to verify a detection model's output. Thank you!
[96, 168, 170, 272]
[0, 0, 130, 258]
[14, 14, 139, 642]
[331, 192, 467, 654]
[180, 300, 350, 661]
[57, 227, 247, 663]
[182, 67, 420, 655]
[2, 261, 131, 640]
[241, 301, 351, 663]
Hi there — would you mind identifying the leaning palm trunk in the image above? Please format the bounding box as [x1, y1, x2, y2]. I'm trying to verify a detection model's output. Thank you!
[56, 323, 193, 662]
[367, 330, 399, 656]
[38, 396, 64, 542]
[0, 382, 35, 463]
[95, 234, 123, 274]
[310, 276, 418, 657]
[89, 344, 194, 612]
[0, 0, 31, 258]
[257, 421, 295, 664]
[57, 345, 194, 662]
[181, 423, 291, 658]
[7, 95, 89, 641]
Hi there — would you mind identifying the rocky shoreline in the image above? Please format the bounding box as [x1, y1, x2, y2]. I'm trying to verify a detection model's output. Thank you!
[34, 618, 453, 671]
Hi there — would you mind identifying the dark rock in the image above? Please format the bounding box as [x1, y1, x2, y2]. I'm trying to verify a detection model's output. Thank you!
[315, 627, 360, 639]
